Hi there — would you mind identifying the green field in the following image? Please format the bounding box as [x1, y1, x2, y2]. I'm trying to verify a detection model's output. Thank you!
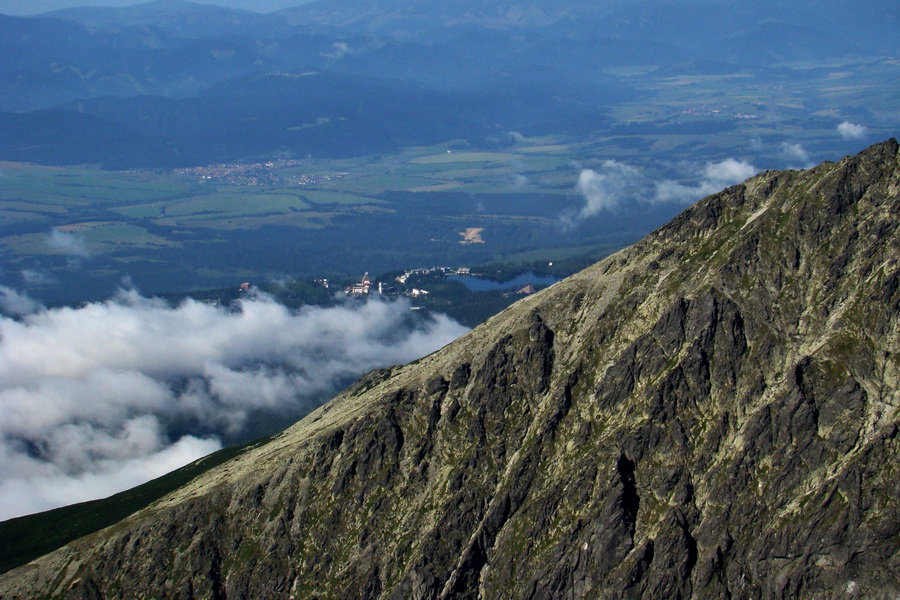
[298, 190, 384, 205]
[0, 138, 580, 248]
[81, 224, 177, 248]
[161, 192, 309, 218]
[0, 138, 569, 224]
[1, 166, 199, 206]
[0, 136, 596, 302]
[1, 56, 893, 305]
[409, 151, 522, 164]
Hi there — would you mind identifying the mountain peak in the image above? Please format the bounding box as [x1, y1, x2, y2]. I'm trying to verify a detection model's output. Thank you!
[1, 140, 898, 598]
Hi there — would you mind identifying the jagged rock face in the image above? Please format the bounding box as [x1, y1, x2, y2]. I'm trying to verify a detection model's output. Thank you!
[3, 141, 899, 599]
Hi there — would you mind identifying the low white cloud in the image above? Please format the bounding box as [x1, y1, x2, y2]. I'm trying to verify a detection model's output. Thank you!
[837, 121, 868, 140]
[0, 286, 43, 316]
[508, 158, 530, 190]
[573, 161, 643, 219]
[567, 157, 758, 224]
[512, 173, 529, 189]
[653, 158, 758, 205]
[46, 229, 90, 258]
[702, 157, 757, 183]
[0, 432, 220, 522]
[21, 269, 55, 287]
[0, 290, 467, 519]
[780, 142, 814, 169]
[322, 41, 352, 59]
[652, 179, 701, 204]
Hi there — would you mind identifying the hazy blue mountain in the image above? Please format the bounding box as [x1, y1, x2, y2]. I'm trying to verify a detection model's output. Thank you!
[278, 0, 899, 58]
[590, 0, 897, 61]
[1, 0, 896, 167]
[0, 109, 165, 166]
[0, 14, 278, 111]
[277, 0, 629, 36]
[1, 70, 499, 167]
[0, 0, 315, 14]
[44, 0, 296, 38]
[1, 58, 632, 167]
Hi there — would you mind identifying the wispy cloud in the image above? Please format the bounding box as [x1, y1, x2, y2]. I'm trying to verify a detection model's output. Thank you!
[21, 269, 56, 287]
[567, 157, 758, 225]
[0, 290, 467, 519]
[321, 41, 352, 59]
[779, 142, 814, 169]
[511, 173, 529, 189]
[507, 158, 530, 190]
[0, 286, 44, 317]
[572, 160, 643, 219]
[702, 158, 758, 183]
[837, 121, 868, 140]
[46, 229, 90, 258]
[654, 157, 759, 204]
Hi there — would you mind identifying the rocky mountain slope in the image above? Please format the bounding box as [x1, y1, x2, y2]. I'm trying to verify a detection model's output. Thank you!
[2, 140, 899, 598]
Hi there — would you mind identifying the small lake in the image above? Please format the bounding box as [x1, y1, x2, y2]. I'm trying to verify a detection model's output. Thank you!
[448, 271, 560, 292]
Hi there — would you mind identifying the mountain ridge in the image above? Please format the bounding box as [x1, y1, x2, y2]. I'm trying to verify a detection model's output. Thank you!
[1, 139, 898, 598]
[42, 0, 293, 38]
[3, 0, 895, 167]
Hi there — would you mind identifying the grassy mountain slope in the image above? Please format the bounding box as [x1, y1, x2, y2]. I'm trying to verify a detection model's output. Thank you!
[0, 437, 270, 575]
[1, 140, 898, 598]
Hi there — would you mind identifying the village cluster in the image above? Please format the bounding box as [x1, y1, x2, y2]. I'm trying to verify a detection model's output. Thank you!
[394, 266, 470, 284]
[339, 267, 471, 299]
[173, 160, 349, 187]
[676, 104, 757, 120]
[338, 266, 537, 299]
[239, 264, 538, 309]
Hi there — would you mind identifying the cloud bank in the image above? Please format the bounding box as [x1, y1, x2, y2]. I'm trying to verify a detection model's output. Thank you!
[0, 290, 467, 519]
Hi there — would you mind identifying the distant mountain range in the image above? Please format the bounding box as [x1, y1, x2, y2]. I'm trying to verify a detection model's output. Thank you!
[0, 0, 311, 17]
[29, 0, 899, 53]
[0, 0, 897, 166]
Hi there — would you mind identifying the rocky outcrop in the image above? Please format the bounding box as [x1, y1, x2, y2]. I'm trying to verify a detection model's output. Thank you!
[2, 140, 898, 599]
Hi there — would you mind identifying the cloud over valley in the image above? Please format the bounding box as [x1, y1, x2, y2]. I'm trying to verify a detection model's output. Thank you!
[46, 229, 90, 259]
[0, 290, 468, 520]
[568, 156, 758, 225]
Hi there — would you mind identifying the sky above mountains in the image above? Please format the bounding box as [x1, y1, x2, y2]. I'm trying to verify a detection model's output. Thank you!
[0, 0, 313, 15]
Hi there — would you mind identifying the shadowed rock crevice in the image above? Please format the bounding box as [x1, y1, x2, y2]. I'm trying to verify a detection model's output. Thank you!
[617, 454, 639, 536]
